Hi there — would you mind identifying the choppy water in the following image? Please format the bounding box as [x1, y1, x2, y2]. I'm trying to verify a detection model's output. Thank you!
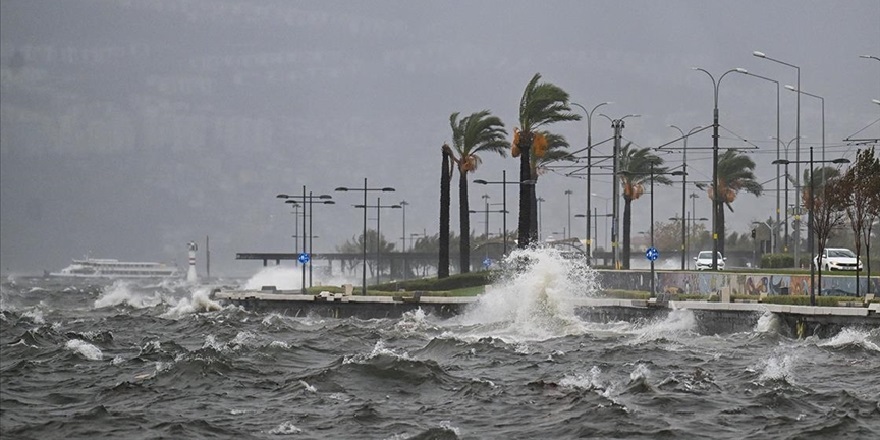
[2, 249, 879, 439]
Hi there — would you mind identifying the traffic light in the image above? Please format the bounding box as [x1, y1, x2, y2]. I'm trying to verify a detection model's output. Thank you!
[751, 228, 757, 239]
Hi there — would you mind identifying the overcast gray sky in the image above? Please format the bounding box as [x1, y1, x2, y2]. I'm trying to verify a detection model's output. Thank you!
[2, 0, 878, 276]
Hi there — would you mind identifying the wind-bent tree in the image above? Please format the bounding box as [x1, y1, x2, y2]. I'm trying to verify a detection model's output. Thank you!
[512, 73, 581, 248]
[840, 147, 880, 294]
[706, 150, 763, 255]
[618, 144, 671, 269]
[448, 111, 508, 273]
[527, 131, 574, 240]
[810, 174, 848, 296]
[439, 144, 454, 278]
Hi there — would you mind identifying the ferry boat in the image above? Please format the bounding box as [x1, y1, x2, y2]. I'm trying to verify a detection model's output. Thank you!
[48, 258, 180, 279]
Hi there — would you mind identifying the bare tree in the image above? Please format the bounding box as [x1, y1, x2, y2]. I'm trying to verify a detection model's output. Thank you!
[810, 174, 848, 296]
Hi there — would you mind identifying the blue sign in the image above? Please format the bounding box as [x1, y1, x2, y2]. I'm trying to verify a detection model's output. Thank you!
[298, 253, 311, 264]
[482, 257, 493, 269]
[645, 247, 659, 261]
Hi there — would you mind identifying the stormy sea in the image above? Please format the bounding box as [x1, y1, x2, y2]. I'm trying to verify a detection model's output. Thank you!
[2, 249, 879, 439]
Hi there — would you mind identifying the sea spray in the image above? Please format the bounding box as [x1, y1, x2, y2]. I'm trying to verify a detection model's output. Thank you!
[160, 287, 222, 319]
[453, 247, 600, 341]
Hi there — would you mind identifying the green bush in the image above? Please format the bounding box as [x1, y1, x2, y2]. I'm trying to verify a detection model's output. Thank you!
[374, 271, 496, 292]
[759, 253, 813, 269]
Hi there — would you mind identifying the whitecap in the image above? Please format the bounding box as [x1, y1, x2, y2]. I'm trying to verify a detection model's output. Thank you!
[160, 287, 222, 319]
[754, 311, 780, 334]
[268, 421, 302, 435]
[818, 328, 880, 352]
[757, 353, 797, 383]
[299, 380, 317, 393]
[65, 339, 103, 361]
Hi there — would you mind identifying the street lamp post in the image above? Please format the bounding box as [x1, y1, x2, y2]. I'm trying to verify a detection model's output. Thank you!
[277, 189, 334, 293]
[754, 51, 802, 268]
[692, 66, 743, 271]
[564, 189, 573, 240]
[399, 200, 409, 280]
[786, 85, 826, 197]
[537, 197, 546, 241]
[354, 198, 401, 285]
[335, 179, 396, 295]
[572, 101, 611, 265]
[474, 170, 535, 256]
[670, 124, 702, 269]
[773, 149, 849, 306]
[736, 69, 781, 252]
[599, 112, 641, 269]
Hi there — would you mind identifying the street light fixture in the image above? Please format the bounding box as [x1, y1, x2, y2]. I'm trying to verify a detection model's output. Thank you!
[277, 189, 335, 293]
[353, 198, 401, 285]
[669, 124, 702, 269]
[692, 66, 743, 271]
[335, 178, 395, 295]
[735, 69, 782, 252]
[599, 112, 641, 269]
[773, 149, 850, 306]
[572, 101, 612, 265]
[754, 50, 802, 269]
[473, 170, 535, 256]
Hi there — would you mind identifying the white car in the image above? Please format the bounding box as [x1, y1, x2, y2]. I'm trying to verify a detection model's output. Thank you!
[814, 248, 863, 271]
[694, 251, 726, 270]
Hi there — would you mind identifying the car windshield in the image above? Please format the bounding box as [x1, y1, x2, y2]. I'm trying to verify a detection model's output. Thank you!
[827, 249, 856, 258]
[698, 252, 721, 259]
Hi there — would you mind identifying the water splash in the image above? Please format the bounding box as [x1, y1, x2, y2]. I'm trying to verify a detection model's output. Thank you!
[757, 353, 798, 383]
[241, 265, 303, 291]
[632, 309, 697, 343]
[94, 280, 162, 309]
[754, 311, 780, 334]
[267, 420, 302, 435]
[453, 247, 600, 341]
[160, 287, 222, 319]
[819, 328, 880, 352]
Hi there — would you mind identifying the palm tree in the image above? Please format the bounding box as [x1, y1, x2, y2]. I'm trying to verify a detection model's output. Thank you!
[707, 150, 763, 255]
[618, 143, 671, 269]
[528, 131, 574, 240]
[512, 73, 581, 248]
[448, 110, 508, 273]
[802, 166, 841, 210]
[439, 144, 454, 278]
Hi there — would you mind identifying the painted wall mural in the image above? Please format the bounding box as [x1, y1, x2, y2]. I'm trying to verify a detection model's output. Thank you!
[597, 269, 880, 297]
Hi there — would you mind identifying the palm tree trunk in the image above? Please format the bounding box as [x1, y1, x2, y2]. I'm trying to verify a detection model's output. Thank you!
[529, 169, 539, 242]
[459, 169, 471, 273]
[439, 147, 451, 278]
[623, 197, 632, 270]
[517, 134, 533, 248]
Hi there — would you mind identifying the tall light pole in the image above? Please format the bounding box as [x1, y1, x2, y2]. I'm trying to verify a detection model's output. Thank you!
[277, 189, 334, 293]
[335, 179, 395, 295]
[537, 197, 546, 241]
[736, 68, 781, 252]
[572, 101, 611, 265]
[399, 200, 409, 280]
[773, 150, 849, 305]
[474, 170, 535, 256]
[754, 50, 802, 267]
[670, 124, 702, 269]
[692, 66, 742, 271]
[354, 198, 401, 285]
[786, 85, 825, 201]
[564, 189, 573, 240]
[599, 112, 641, 269]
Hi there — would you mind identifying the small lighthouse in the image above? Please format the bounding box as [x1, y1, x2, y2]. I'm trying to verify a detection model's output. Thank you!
[186, 241, 199, 283]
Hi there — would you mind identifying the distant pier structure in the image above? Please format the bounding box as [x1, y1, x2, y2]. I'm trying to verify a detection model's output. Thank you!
[186, 241, 198, 283]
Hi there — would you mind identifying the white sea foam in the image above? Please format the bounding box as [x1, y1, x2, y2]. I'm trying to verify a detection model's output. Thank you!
[241, 266, 303, 291]
[299, 380, 317, 393]
[343, 340, 410, 364]
[65, 339, 103, 361]
[22, 309, 45, 324]
[559, 366, 604, 391]
[819, 328, 880, 352]
[453, 247, 600, 342]
[268, 421, 302, 435]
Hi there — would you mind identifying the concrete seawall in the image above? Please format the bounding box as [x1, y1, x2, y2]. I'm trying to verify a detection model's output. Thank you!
[214, 289, 879, 338]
